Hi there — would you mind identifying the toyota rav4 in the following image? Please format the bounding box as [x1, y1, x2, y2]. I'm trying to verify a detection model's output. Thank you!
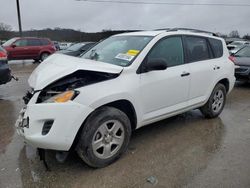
[16, 29, 235, 168]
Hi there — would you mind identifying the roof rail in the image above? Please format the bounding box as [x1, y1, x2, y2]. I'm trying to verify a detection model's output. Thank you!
[168, 28, 218, 36]
[154, 28, 171, 31]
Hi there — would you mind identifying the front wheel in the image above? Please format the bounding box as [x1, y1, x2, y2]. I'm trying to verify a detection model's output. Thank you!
[200, 83, 226, 118]
[76, 107, 131, 168]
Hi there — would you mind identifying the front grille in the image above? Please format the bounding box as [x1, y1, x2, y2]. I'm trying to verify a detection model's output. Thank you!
[23, 88, 45, 104]
[23, 90, 34, 104]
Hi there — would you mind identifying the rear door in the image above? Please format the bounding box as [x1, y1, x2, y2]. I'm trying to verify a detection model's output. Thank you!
[27, 39, 42, 59]
[183, 36, 221, 106]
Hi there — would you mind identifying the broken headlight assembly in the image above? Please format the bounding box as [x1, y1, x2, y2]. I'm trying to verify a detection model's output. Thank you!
[43, 90, 79, 103]
[36, 70, 119, 104]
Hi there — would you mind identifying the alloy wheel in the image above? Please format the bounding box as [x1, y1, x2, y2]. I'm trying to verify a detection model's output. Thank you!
[212, 89, 224, 113]
[92, 120, 125, 159]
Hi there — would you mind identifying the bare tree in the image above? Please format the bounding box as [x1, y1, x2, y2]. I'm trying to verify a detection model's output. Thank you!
[229, 30, 240, 38]
[243, 34, 250, 40]
[0, 22, 12, 31]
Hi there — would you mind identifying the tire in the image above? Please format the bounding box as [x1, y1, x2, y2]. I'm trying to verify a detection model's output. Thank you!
[76, 106, 131, 168]
[40, 52, 50, 61]
[200, 83, 226, 118]
[33, 59, 40, 63]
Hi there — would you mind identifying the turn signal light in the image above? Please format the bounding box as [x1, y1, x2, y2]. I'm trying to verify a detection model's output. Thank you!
[54, 90, 76, 103]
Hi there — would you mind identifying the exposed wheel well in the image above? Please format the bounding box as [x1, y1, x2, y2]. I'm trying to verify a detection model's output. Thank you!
[218, 78, 229, 93]
[104, 100, 137, 131]
[70, 100, 137, 150]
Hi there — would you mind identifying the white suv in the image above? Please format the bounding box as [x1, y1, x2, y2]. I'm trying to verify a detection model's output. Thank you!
[16, 29, 235, 168]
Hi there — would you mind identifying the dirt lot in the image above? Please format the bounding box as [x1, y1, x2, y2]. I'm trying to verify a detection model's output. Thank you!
[0, 62, 250, 188]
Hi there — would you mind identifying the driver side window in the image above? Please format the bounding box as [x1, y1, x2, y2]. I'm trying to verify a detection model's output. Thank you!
[148, 36, 184, 67]
[14, 39, 28, 47]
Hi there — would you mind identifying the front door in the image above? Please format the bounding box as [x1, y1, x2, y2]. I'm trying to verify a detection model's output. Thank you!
[139, 36, 190, 124]
[10, 39, 29, 59]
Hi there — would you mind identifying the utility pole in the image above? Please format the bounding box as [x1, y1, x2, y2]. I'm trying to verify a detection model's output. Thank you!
[16, 0, 22, 36]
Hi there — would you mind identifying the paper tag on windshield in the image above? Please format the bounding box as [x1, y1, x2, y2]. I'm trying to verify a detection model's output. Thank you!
[127, 50, 140, 56]
[115, 53, 134, 61]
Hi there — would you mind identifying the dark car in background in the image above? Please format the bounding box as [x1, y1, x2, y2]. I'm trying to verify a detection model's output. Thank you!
[0, 46, 12, 85]
[3, 37, 56, 61]
[230, 46, 250, 81]
[53, 41, 60, 51]
[57, 42, 95, 57]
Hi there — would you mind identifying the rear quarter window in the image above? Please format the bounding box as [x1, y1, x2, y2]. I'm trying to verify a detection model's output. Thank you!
[208, 38, 223, 58]
[40, 39, 50, 46]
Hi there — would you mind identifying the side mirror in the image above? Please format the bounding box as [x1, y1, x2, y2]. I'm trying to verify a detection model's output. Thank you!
[11, 44, 16, 48]
[146, 58, 168, 72]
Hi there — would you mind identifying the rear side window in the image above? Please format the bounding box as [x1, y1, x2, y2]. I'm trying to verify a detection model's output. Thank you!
[148, 36, 184, 67]
[185, 36, 210, 63]
[208, 38, 223, 58]
[40, 39, 50, 45]
[27, 39, 41, 46]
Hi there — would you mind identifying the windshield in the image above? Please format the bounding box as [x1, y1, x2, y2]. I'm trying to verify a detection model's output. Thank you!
[81, 35, 153, 67]
[66, 43, 85, 51]
[235, 46, 250, 57]
[2, 38, 18, 47]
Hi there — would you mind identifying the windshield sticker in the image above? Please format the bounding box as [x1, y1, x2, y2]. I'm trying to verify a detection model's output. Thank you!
[127, 49, 140, 56]
[115, 53, 135, 61]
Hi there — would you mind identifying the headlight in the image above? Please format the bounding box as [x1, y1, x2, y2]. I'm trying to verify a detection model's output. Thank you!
[44, 90, 79, 103]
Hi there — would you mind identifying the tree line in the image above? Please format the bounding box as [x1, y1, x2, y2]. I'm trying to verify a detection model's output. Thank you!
[0, 22, 139, 42]
[0, 22, 249, 42]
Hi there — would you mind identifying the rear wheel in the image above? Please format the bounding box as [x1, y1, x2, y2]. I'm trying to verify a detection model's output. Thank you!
[76, 107, 131, 168]
[200, 83, 226, 118]
[40, 52, 50, 61]
[33, 59, 40, 63]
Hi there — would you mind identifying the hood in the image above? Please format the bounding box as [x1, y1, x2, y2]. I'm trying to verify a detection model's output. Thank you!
[28, 54, 123, 90]
[234, 57, 250, 66]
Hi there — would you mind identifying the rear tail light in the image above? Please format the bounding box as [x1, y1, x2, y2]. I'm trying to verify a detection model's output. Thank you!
[229, 56, 236, 63]
[0, 51, 7, 60]
[52, 45, 56, 51]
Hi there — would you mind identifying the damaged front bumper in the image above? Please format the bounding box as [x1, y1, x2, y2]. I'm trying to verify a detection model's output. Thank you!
[15, 93, 93, 151]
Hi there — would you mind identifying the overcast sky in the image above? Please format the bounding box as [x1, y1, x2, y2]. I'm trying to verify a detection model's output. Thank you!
[1, 0, 250, 36]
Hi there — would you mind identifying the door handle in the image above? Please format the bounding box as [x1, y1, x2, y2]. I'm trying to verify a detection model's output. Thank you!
[181, 72, 190, 77]
[213, 65, 220, 70]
